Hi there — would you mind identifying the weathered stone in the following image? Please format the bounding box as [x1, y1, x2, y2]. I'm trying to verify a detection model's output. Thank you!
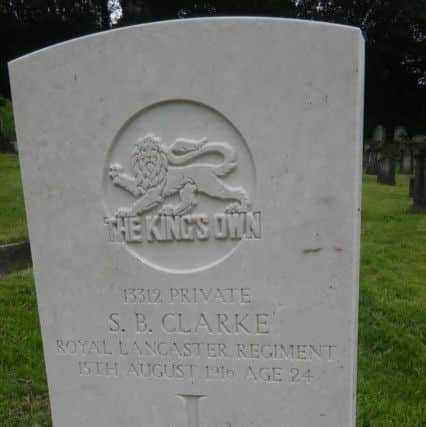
[411, 143, 426, 212]
[365, 125, 385, 174]
[373, 125, 386, 143]
[377, 157, 396, 185]
[400, 145, 414, 174]
[394, 127, 413, 174]
[0, 241, 32, 275]
[409, 176, 415, 198]
[377, 133, 398, 185]
[393, 126, 408, 143]
[9, 18, 364, 427]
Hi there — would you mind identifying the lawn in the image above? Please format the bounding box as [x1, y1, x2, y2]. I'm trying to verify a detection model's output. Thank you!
[0, 269, 50, 427]
[357, 174, 426, 426]
[0, 96, 16, 142]
[0, 154, 28, 244]
[0, 174, 425, 426]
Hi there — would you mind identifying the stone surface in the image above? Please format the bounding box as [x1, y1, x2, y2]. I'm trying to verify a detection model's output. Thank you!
[411, 144, 426, 212]
[400, 145, 414, 175]
[394, 127, 413, 175]
[372, 124, 386, 143]
[365, 145, 380, 174]
[9, 18, 364, 427]
[377, 157, 396, 185]
[409, 176, 415, 198]
[0, 241, 31, 275]
[393, 126, 408, 143]
[364, 124, 384, 174]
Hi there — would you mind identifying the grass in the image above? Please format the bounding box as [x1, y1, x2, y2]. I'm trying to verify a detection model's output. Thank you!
[0, 154, 28, 244]
[357, 174, 426, 426]
[0, 269, 50, 427]
[0, 174, 425, 426]
[0, 96, 16, 142]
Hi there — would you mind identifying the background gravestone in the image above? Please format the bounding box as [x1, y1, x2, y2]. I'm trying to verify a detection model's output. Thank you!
[395, 126, 413, 175]
[365, 124, 384, 174]
[377, 148, 397, 185]
[377, 128, 398, 186]
[411, 135, 426, 212]
[10, 18, 364, 427]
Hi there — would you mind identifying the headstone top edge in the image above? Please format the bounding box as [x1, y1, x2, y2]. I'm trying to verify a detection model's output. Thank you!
[8, 17, 363, 69]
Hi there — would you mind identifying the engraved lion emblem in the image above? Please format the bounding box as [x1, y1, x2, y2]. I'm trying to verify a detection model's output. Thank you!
[109, 134, 250, 216]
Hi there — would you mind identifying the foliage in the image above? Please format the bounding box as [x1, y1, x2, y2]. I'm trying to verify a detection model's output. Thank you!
[0, 1, 110, 98]
[0, 175, 425, 425]
[0, 154, 27, 244]
[0, 1, 425, 131]
[0, 96, 16, 141]
[296, 0, 426, 133]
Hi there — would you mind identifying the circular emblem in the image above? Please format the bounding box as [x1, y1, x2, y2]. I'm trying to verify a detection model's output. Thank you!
[103, 100, 258, 273]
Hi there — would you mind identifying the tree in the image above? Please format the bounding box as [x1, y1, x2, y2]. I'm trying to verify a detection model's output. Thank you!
[0, 0, 425, 132]
[0, 1, 111, 97]
[295, 0, 426, 132]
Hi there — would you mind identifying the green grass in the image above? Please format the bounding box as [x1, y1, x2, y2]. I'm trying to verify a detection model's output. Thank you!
[0, 269, 50, 427]
[0, 175, 425, 426]
[0, 96, 16, 142]
[357, 174, 426, 426]
[0, 154, 28, 244]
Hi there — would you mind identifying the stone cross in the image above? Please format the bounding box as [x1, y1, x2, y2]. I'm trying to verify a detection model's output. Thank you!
[178, 395, 206, 427]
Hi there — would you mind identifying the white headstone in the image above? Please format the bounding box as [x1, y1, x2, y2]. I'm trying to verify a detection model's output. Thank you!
[10, 18, 364, 427]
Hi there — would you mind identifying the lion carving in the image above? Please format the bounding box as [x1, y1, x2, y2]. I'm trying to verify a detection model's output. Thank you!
[109, 134, 250, 216]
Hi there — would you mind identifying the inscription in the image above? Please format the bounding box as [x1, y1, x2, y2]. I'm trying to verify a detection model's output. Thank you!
[103, 101, 257, 272]
[105, 134, 261, 244]
[105, 311, 271, 335]
[105, 212, 261, 243]
[57, 339, 336, 362]
[160, 312, 271, 335]
[236, 343, 336, 360]
[123, 287, 252, 304]
[79, 361, 119, 377]
[127, 362, 197, 379]
[55, 287, 339, 387]
[244, 366, 314, 383]
[74, 358, 319, 383]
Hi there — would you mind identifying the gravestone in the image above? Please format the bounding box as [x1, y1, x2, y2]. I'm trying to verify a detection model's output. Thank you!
[377, 156, 396, 185]
[409, 176, 415, 198]
[395, 126, 413, 174]
[411, 137, 426, 212]
[10, 18, 364, 427]
[394, 126, 408, 142]
[365, 124, 384, 174]
[400, 144, 414, 175]
[377, 129, 398, 186]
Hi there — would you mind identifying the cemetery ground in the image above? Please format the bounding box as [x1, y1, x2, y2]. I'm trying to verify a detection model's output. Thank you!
[0, 96, 16, 142]
[0, 154, 27, 244]
[0, 155, 425, 427]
